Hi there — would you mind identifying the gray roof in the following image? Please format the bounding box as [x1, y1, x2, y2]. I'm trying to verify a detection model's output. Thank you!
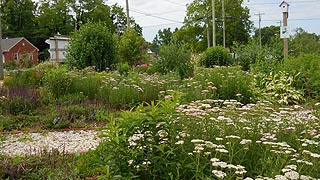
[1, 37, 26, 52]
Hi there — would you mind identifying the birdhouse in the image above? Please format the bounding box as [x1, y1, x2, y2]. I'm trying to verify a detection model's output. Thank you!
[279, 1, 289, 13]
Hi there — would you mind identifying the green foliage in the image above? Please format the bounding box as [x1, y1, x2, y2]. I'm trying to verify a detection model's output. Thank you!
[67, 22, 116, 72]
[77, 97, 320, 179]
[199, 46, 233, 67]
[179, 0, 252, 50]
[188, 67, 255, 104]
[4, 61, 59, 88]
[0, 87, 41, 115]
[253, 71, 305, 105]
[117, 62, 131, 76]
[4, 61, 19, 70]
[156, 40, 194, 79]
[233, 39, 283, 72]
[68, 67, 103, 99]
[43, 66, 72, 98]
[253, 25, 280, 46]
[290, 28, 320, 56]
[0, 150, 77, 179]
[282, 54, 320, 98]
[118, 28, 146, 66]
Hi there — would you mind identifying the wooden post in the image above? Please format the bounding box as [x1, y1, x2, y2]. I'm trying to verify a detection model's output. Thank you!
[212, 0, 216, 47]
[0, 13, 4, 80]
[283, 12, 288, 58]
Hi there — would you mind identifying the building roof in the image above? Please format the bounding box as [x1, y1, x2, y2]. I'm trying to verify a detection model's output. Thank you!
[1, 37, 39, 52]
[279, 1, 289, 7]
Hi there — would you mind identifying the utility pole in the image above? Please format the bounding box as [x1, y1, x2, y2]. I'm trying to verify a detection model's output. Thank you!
[279, 1, 289, 59]
[206, 17, 210, 48]
[126, 0, 130, 28]
[212, 0, 216, 47]
[222, 0, 226, 48]
[254, 12, 265, 46]
[0, 13, 4, 80]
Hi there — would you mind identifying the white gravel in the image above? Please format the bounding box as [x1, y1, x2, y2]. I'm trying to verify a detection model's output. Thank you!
[0, 130, 101, 156]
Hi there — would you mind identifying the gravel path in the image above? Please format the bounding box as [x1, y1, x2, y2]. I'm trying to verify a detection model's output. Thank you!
[0, 130, 101, 156]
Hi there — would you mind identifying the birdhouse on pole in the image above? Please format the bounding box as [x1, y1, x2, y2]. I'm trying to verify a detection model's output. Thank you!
[279, 1, 289, 13]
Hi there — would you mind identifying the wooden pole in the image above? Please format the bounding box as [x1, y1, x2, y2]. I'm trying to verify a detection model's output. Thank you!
[0, 13, 4, 80]
[283, 12, 288, 58]
[212, 0, 216, 47]
[126, 0, 130, 28]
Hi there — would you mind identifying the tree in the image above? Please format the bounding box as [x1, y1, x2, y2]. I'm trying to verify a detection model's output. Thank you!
[110, 4, 142, 35]
[176, 0, 252, 52]
[118, 27, 146, 66]
[151, 28, 174, 54]
[66, 22, 116, 71]
[253, 25, 280, 46]
[1, 0, 36, 39]
[290, 28, 320, 56]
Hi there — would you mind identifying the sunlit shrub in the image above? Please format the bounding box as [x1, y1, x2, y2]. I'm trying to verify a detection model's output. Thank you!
[282, 54, 320, 98]
[199, 46, 233, 67]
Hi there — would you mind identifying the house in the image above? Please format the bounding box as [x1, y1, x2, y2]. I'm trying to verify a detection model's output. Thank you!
[45, 35, 70, 62]
[1, 37, 39, 64]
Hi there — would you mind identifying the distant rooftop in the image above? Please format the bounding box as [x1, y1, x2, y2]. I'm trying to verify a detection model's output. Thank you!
[1, 37, 24, 52]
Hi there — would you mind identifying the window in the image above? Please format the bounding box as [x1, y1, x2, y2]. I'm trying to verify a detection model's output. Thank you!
[29, 53, 34, 61]
[14, 53, 19, 61]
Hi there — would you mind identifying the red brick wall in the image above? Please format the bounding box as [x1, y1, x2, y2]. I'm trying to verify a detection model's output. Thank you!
[3, 39, 38, 64]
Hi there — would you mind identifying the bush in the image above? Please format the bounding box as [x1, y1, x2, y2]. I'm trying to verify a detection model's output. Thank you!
[232, 39, 282, 71]
[156, 40, 194, 79]
[4, 61, 59, 88]
[281, 54, 320, 98]
[43, 66, 72, 98]
[66, 22, 116, 72]
[253, 71, 305, 105]
[117, 62, 131, 76]
[118, 28, 146, 66]
[199, 46, 233, 67]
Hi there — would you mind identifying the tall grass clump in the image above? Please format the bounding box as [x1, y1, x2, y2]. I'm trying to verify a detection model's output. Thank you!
[182, 66, 255, 104]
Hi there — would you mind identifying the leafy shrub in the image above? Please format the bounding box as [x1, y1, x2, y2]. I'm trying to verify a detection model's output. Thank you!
[4, 61, 59, 88]
[155, 40, 194, 79]
[43, 66, 72, 98]
[118, 27, 146, 66]
[232, 39, 282, 71]
[117, 62, 131, 76]
[199, 46, 233, 67]
[66, 22, 116, 72]
[4, 60, 18, 70]
[281, 54, 320, 98]
[253, 71, 305, 105]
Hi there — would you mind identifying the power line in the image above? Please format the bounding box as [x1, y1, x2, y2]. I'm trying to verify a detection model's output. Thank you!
[163, 0, 186, 7]
[130, 8, 183, 23]
[142, 22, 182, 28]
[135, 9, 186, 18]
[244, 0, 320, 6]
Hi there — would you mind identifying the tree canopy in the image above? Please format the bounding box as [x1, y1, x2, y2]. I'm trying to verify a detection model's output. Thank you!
[175, 0, 252, 52]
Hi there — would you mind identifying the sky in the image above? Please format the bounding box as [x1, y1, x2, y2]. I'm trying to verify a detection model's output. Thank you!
[105, 0, 320, 42]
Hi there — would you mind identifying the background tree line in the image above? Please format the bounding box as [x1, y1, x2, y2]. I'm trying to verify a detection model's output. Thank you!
[0, 0, 141, 60]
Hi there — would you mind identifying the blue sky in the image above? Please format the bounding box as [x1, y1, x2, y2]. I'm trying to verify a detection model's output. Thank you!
[106, 0, 320, 42]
